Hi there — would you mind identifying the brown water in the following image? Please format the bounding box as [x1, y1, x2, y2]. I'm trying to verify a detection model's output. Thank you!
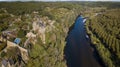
[64, 16, 102, 67]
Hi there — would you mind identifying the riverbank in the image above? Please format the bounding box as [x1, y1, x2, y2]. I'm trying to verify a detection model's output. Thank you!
[85, 9, 120, 66]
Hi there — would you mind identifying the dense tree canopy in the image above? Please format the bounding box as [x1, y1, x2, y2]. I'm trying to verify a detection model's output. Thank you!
[86, 9, 120, 67]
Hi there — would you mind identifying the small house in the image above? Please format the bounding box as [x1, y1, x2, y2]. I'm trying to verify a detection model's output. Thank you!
[14, 38, 21, 44]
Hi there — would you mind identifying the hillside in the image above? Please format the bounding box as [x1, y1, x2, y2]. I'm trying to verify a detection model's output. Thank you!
[0, 2, 80, 67]
[86, 8, 120, 67]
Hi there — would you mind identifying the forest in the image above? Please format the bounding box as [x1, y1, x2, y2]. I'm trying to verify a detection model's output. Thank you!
[0, 2, 81, 67]
[0, 1, 119, 67]
[85, 5, 120, 67]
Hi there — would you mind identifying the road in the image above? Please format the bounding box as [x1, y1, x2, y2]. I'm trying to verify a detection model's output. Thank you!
[64, 16, 102, 67]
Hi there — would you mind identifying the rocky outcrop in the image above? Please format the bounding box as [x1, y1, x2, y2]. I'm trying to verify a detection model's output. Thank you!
[6, 41, 29, 63]
[32, 16, 55, 44]
[0, 40, 29, 67]
[32, 18, 46, 44]
[24, 32, 36, 47]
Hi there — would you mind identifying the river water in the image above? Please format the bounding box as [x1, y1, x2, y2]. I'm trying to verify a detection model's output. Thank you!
[64, 16, 102, 67]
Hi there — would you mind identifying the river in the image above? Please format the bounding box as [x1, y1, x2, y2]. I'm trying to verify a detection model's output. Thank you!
[64, 16, 102, 67]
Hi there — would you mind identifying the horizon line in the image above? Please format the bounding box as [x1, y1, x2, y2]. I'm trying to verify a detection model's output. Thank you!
[0, 0, 120, 2]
